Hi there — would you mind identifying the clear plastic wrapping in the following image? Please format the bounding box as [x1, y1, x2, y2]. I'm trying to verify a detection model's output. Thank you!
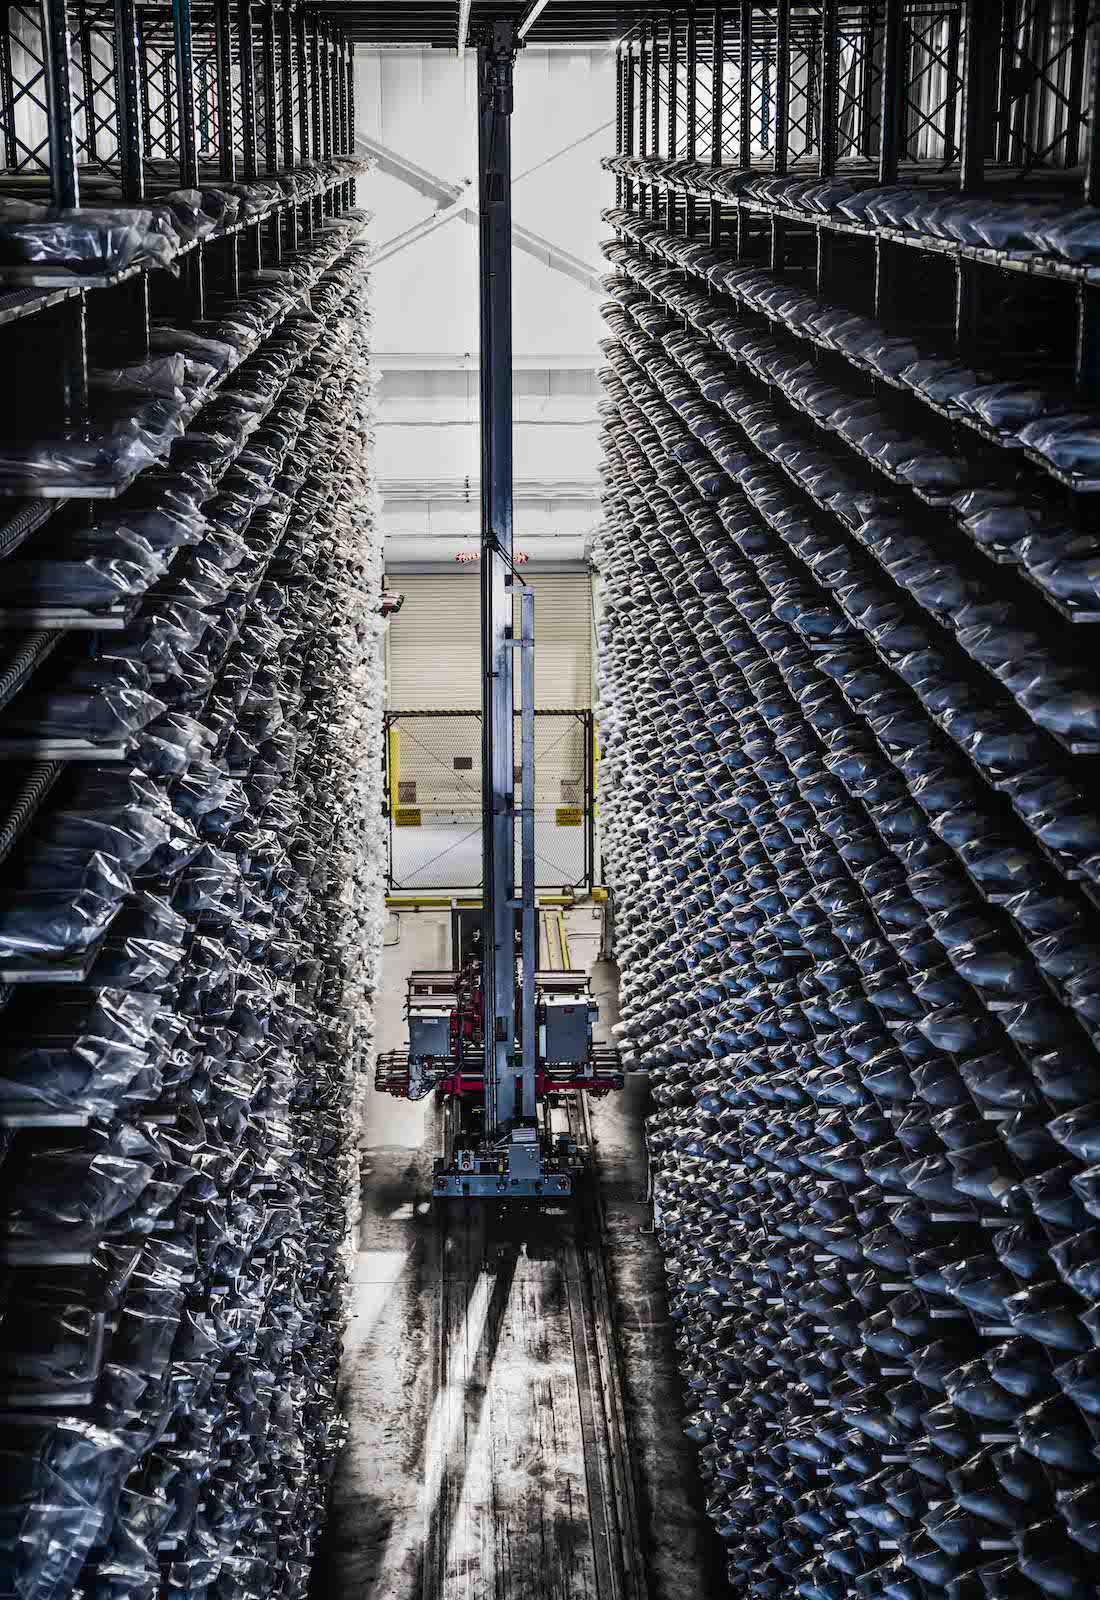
[594, 231, 1100, 1599]
[0, 200, 180, 278]
[0, 244, 382, 1600]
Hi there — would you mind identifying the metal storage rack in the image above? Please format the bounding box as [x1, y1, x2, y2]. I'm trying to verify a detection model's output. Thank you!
[0, 4, 381, 1596]
[598, 5, 1100, 1596]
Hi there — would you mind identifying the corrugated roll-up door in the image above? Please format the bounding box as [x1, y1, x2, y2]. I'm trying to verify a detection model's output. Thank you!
[388, 572, 592, 710]
[388, 574, 481, 710]
[528, 573, 593, 709]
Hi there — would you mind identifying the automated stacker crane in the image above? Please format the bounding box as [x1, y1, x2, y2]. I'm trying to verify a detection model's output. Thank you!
[374, 21, 623, 1198]
[376, 964, 625, 1197]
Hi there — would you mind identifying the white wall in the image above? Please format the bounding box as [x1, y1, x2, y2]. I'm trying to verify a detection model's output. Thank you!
[354, 45, 613, 567]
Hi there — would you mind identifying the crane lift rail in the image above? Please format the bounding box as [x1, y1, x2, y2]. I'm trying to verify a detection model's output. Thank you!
[374, 20, 623, 1200]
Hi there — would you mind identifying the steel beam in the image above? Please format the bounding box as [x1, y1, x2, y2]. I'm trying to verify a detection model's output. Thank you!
[477, 19, 519, 1139]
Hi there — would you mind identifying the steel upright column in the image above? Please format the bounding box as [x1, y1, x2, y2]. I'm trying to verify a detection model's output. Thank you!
[214, 0, 235, 180]
[214, 0, 239, 294]
[335, 30, 347, 156]
[78, 11, 97, 163]
[237, 0, 258, 178]
[685, 5, 696, 234]
[113, 0, 145, 199]
[710, 4, 724, 245]
[738, 0, 752, 163]
[137, 28, 151, 159]
[172, 0, 203, 314]
[878, 0, 904, 182]
[960, 0, 992, 191]
[651, 16, 661, 214]
[0, 11, 17, 168]
[774, 0, 790, 173]
[319, 20, 332, 212]
[261, 0, 280, 258]
[771, 0, 789, 264]
[818, 0, 838, 176]
[42, 0, 79, 209]
[309, 12, 322, 222]
[667, 9, 678, 231]
[42, 0, 86, 433]
[261, 1, 277, 169]
[162, 56, 174, 161]
[295, 6, 312, 235]
[638, 26, 648, 215]
[309, 19, 321, 157]
[736, 0, 752, 254]
[624, 39, 635, 209]
[1085, 2, 1100, 205]
[615, 45, 623, 205]
[477, 20, 520, 1139]
[345, 34, 354, 206]
[114, 0, 148, 352]
[280, 0, 294, 164]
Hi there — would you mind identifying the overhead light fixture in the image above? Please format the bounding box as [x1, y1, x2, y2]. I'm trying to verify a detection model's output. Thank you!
[518, 0, 551, 39]
[457, 0, 472, 56]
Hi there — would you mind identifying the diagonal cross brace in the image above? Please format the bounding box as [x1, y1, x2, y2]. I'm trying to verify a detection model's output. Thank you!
[358, 127, 605, 294]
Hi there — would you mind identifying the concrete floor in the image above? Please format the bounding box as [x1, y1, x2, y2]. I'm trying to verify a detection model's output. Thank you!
[321, 908, 719, 1600]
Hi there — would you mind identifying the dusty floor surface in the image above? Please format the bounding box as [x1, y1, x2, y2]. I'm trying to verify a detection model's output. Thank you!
[319, 909, 719, 1600]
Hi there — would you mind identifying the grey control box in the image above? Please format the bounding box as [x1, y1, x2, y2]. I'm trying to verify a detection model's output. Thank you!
[408, 1008, 451, 1063]
[542, 997, 594, 1065]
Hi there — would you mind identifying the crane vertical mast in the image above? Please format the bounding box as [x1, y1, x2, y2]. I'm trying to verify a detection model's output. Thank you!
[478, 19, 519, 1140]
[376, 18, 624, 1198]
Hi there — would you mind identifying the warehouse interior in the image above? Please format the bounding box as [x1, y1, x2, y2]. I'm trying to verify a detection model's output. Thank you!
[3, 1, 1100, 1599]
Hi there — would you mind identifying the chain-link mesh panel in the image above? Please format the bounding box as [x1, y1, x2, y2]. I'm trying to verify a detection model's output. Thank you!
[385, 710, 593, 892]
